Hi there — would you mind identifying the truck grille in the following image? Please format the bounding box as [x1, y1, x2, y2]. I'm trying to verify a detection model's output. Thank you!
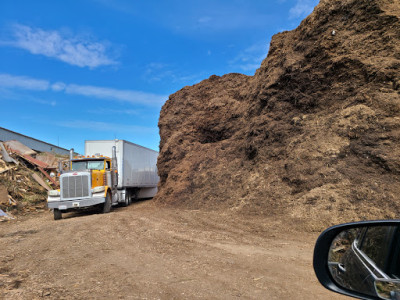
[61, 174, 90, 199]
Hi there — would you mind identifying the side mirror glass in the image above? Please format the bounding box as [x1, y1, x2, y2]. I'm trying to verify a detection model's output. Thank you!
[375, 279, 400, 300]
[314, 221, 400, 300]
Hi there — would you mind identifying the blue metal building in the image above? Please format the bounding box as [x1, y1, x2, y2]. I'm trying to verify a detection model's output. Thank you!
[0, 127, 70, 156]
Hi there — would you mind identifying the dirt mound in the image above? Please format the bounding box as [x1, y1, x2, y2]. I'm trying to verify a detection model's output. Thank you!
[156, 0, 400, 230]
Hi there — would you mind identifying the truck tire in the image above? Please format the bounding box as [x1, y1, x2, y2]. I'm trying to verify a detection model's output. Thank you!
[102, 192, 112, 213]
[54, 209, 62, 220]
[122, 190, 130, 207]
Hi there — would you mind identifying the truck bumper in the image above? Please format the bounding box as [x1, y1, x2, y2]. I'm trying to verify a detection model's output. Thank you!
[47, 197, 105, 210]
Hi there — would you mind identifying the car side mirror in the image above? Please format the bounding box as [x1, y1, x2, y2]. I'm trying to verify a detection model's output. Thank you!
[313, 220, 400, 300]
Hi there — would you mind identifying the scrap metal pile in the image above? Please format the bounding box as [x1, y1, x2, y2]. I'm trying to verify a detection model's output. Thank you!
[0, 140, 67, 220]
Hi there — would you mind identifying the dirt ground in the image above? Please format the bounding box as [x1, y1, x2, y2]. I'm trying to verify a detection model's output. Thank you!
[0, 201, 346, 300]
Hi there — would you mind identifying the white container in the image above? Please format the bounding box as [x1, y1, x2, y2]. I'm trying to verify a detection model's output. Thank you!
[85, 140, 159, 197]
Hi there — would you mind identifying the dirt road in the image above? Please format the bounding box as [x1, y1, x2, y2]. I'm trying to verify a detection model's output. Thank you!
[0, 201, 346, 299]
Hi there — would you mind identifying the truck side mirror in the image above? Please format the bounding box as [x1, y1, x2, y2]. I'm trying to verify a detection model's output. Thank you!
[313, 220, 400, 300]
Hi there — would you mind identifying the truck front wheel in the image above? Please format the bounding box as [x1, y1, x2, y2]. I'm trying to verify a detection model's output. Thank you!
[54, 209, 62, 220]
[102, 192, 112, 213]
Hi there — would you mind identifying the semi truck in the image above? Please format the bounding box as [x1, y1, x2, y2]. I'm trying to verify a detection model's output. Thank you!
[47, 140, 159, 220]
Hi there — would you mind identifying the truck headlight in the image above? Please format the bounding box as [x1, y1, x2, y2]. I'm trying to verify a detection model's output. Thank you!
[48, 190, 60, 196]
[92, 186, 105, 193]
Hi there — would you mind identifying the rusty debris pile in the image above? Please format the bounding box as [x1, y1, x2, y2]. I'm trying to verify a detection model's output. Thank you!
[0, 140, 66, 220]
[156, 0, 400, 230]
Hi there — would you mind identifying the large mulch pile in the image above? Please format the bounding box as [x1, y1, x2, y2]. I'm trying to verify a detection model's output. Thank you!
[155, 0, 400, 230]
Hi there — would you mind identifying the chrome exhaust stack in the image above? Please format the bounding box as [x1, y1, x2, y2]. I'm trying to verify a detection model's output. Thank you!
[68, 148, 74, 171]
[69, 148, 74, 161]
[111, 146, 118, 188]
[58, 161, 63, 174]
[112, 146, 117, 170]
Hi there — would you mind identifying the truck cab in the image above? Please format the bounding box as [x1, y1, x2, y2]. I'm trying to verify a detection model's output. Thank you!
[71, 156, 112, 189]
[48, 153, 118, 220]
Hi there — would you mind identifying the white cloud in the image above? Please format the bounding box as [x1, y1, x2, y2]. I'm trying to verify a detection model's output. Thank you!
[0, 73, 49, 90]
[9, 24, 116, 68]
[143, 62, 202, 85]
[289, 0, 318, 19]
[32, 98, 57, 106]
[229, 42, 269, 73]
[144, 63, 172, 82]
[51, 82, 66, 91]
[65, 84, 166, 106]
[0, 73, 166, 107]
[56, 120, 157, 134]
[189, 11, 270, 32]
[89, 108, 141, 116]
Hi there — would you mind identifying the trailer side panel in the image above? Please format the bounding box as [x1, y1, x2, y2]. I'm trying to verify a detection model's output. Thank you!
[85, 140, 159, 189]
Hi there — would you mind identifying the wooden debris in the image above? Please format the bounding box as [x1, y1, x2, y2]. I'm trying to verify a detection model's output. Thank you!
[38, 167, 58, 187]
[31, 173, 51, 191]
[0, 185, 9, 205]
[0, 141, 68, 216]
[0, 142, 18, 164]
[36, 152, 58, 169]
[18, 154, 49, 169]
[3, 140, 36, 156]
[0, 166, 17, 174]
[8, 195, 17, 206]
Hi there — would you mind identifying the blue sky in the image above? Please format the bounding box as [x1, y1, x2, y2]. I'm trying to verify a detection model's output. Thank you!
[0, 0, 318, 153]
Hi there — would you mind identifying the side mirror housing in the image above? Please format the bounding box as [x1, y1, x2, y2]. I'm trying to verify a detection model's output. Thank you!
[313, 220, 400, 300]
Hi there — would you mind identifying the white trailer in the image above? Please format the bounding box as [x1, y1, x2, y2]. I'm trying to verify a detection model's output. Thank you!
[85, 140, 159, 202]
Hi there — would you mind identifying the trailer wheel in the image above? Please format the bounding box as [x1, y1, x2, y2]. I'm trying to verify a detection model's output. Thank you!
[54, 209, 62, 220]
[102, 192, 112, 213]
[122, 190, 131, 207]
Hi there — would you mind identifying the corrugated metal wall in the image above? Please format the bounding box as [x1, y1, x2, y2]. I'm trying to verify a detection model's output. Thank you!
[0, 127, 70, 155]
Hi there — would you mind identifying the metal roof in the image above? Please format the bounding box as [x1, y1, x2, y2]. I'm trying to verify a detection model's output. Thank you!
[0, 127, 71, 156]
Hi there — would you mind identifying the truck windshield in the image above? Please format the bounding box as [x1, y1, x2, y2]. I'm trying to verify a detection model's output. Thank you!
[71, 160, 104, 171]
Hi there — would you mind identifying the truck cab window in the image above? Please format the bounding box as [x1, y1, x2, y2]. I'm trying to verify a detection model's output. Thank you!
[71, 160, 105, 171]
[71, 161, 86, 171]
[106, 161, 110, 170]
[87, 160, 105, 170]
